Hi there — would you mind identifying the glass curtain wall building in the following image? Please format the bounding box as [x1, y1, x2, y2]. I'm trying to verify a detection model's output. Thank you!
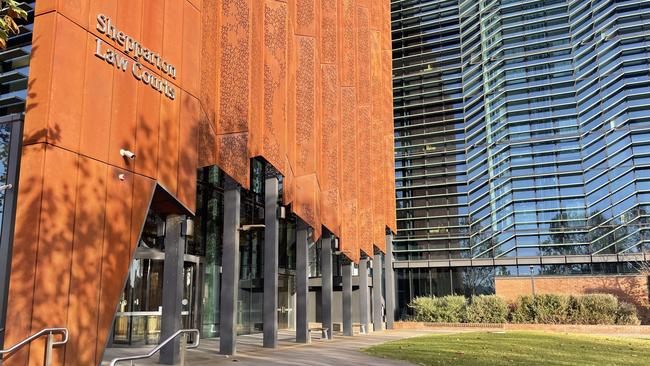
[392, 0, 650, 316]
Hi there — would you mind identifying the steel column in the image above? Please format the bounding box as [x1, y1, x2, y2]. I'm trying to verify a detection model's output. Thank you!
[160, 215, 187, 364]
[358, 256, 370, 333]
[372, 250, 384, 332]
[385, 233, 396, 329]
[341, 260, 353, 336]
[219, 176, 241, 355]
[295, 220, 310, 343]
[321, 234, 333, 339]
[263, 171, 280, 348]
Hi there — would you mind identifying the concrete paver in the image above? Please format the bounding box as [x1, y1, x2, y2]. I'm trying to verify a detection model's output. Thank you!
[102, 329, 461, 366]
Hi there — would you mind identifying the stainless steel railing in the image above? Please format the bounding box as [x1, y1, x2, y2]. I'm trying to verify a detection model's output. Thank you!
[109, 329, 200, 366]
[0, 328, 69, 366]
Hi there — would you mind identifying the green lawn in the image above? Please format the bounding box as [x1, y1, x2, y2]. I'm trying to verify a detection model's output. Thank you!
[364, 331, 650, 366]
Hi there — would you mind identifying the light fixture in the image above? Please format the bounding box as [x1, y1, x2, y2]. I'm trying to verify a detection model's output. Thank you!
[120, 148, 136, 160]
[239, 224, 266, 232]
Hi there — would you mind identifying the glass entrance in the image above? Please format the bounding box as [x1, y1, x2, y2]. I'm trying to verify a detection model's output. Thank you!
[112, 259, 199, 346]
[110, 210, 202, 347]
[278, 273, 295, 330]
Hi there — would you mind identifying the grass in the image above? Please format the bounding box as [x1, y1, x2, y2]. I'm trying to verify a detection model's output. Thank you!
[363, 331, 650, 366]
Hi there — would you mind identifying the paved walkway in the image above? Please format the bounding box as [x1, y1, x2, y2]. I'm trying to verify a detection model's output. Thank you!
[102, 329, 462, 365]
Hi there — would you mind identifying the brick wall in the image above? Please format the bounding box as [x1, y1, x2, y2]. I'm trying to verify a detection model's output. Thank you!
[496, 275, 650, 322]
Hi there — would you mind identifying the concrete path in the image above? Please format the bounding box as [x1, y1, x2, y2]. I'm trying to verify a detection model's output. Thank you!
[102, 329, 462, 365]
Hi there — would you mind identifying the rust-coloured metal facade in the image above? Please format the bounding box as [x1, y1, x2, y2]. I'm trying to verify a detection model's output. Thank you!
[5, 1, 394, 365]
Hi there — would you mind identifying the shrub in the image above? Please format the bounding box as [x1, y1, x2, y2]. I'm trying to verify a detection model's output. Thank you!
[510, 295, 535, 323]
[572, 294, 618, 325]
[533, 294, 571, 324]
[465, 295, 508, 323]
[615, 302, 641, 325]
[408, 296, 467, 323]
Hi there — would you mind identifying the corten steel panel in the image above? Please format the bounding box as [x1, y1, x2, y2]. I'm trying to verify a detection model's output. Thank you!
[381, 0, 391, 53]
[59, 0, 90, 27]
[340, 87, 358, 260]
[108, 57, 139, 171]
[320, 1, 337, 64]
[357, 105, 373, 256]
[370, 30, 385, 251]
[188, 0, 201, 10]
[158, 89, 181, 194]
[35, 0, 56, 15]
[355, 6, 370, 106]
[249, 0, 263, 160]
[79, 33, 113, 162]
[216, 132, 249, 189]
[28, 146, 80, 366]
[383, 49, 397, 233]
[319, 63, 340, 236]
[4, 144, 46, 366]
[48, 15, 87, 152]
[141, 0, 165, 58]
[94, 167, 134, 365]
[181, 1, 202, 98]
[370, 0, 382, 31]
[178, 91, 201, 212]
[23, 12, 55, 145]
[64, 157, 108, 366]
[292, 36, 317, 177]
[218, 0, 250, 135]
[131, 176, 157, 254]
[163, 0, 184, 83]
[294, 0, 316, 37]
[216, 0, 252, 188]
[117, 0, 143, 41]
[338, 0, 356, 88]
[199, 0, 219, 135]
[88, 0, 117, 30]
[134, 80, 162, 179]
[294, 174, 322, 240]
[258, 0, 288, 176]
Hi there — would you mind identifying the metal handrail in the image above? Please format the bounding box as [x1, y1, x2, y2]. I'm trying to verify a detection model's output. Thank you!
[0, 328, 68, 366]
[109, 329, 200, 366]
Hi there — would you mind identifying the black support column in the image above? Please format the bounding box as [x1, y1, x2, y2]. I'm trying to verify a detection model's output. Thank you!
[296, 220, 310, 343]
[263, 168, 280, 348]
[372, 249, 384, 332]
[358, 255, 370, 333]
[160, 215, 187, 365]
[341, 259, 353, 336]
[220, 176, 241, 355]
[385, 233, 396, 329]
[321, 233, 333, 339]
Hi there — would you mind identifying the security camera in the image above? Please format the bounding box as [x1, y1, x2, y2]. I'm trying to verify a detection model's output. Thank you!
[120, 149, 136, 160]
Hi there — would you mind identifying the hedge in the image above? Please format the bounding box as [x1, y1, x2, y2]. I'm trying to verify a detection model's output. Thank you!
[408, 293, 641, 326]
[465, 295, 509, 324]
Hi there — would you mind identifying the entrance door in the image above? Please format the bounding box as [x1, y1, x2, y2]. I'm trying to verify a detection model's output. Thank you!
[113, 259, 165, 346]
[112, 259, 200, 346]
[278, 274, 295, 330]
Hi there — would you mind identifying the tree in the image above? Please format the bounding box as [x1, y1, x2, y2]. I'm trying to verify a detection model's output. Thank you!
[0, 1, 28, 49]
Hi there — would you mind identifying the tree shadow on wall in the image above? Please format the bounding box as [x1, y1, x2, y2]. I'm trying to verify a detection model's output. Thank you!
[6, 87, 202, 366]
[584, 276, 650, 324]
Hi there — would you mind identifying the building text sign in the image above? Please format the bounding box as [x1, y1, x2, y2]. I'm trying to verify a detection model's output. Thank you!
[94, 14, 177, 100]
